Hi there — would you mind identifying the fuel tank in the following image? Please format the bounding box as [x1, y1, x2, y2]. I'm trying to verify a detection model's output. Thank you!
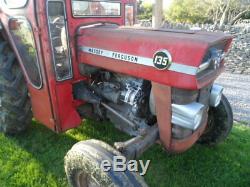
[77, 24, 232, 90]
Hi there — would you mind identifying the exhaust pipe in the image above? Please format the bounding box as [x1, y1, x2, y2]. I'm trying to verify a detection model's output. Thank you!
[209, 84, 223, 107]
[172, 102, 205, 130]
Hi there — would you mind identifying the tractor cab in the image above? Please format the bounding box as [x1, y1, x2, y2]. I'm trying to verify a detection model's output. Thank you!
[0, 0, 137, 132]
[46, 0, 136, 82]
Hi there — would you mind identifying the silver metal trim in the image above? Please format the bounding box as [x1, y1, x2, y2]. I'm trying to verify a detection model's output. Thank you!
[47, 0, 73, 81]
[197, 60, 210, 73]
[198, 49, 226, 73]
[80, 46, 199, 75]
[210, 84, 223, 107]
[172, 102, 205, 130]
[78, 23, 104, 30]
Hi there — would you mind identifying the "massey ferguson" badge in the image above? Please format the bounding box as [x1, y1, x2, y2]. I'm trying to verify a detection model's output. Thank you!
[81, 46, 198, 75]
[153, 50, 172, 70]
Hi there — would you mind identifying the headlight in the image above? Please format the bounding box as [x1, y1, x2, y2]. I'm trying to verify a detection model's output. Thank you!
[47, 0, 72, 81]
[209, 84, 224, 107]
[197, 48, 225, 73]
[172, 102, 205, 130]
[125, 4, 134, 26]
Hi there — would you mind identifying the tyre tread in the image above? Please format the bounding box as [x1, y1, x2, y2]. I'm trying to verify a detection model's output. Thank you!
[0, 37, 32, 134]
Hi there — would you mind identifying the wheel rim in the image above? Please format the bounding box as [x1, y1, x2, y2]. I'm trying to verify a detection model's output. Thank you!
[75, 171, 99, 187]
[199, 94, 233, 145]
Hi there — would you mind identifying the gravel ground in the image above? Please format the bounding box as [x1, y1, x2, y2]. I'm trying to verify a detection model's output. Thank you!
[216, 72, 250, 123]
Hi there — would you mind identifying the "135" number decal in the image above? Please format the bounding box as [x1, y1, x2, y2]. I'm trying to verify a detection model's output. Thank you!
[153, 50, 172, 70]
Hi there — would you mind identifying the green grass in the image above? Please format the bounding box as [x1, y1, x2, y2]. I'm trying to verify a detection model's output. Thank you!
[0, 120, 249, 187]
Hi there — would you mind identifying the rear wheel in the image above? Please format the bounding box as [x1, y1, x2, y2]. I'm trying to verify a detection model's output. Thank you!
[64, 139, 147, 187]
[0, 39, 32, 134]
[198, 94, 233, 145]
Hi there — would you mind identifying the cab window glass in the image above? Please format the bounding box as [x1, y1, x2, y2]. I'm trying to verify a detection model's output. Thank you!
[125, 4, 134, 26]
[9, 18, 42, 88]
[47, 1, 72, 81]
[72, 0, 121, 17]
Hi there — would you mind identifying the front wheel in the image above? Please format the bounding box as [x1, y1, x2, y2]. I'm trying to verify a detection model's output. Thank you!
[64, 139, 147, 187]
[198, 94, 233, 145]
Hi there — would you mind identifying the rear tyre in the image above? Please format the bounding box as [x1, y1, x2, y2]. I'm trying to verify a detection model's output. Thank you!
[64, 139, 147, 187]
[198, 94, 233, 145]
[0, 39, 32, 134]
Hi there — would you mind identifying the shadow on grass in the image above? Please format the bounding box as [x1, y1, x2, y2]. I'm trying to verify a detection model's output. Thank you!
[0, 119, 129, 186]
[0, 121, 249, 187]
[142, 124, 250, 187]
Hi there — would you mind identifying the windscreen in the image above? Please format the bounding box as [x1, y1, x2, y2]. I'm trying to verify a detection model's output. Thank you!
[72, 0, 121, 17]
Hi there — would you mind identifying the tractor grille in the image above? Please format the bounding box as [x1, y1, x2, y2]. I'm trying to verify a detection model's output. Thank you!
[172, 84, 212, 107]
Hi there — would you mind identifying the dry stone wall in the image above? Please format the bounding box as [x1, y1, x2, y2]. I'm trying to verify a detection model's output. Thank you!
[139, 21, 250, 75]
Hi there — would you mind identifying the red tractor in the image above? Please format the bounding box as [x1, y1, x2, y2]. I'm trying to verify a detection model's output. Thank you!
[0, 0, 233, 186]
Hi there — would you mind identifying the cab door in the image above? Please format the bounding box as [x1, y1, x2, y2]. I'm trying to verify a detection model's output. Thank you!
[0, 0, 56, 130]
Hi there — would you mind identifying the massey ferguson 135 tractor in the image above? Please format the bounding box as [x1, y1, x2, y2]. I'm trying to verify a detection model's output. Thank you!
[0, 0, 233, 186]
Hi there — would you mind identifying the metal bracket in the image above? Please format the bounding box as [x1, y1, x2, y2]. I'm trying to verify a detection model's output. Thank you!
[114, 125, 159, 160]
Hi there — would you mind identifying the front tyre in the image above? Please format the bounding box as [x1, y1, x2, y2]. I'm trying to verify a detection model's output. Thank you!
[64, 139, 147, 187]
[0, 39, 32, 134]
[198, 94, 233, 145]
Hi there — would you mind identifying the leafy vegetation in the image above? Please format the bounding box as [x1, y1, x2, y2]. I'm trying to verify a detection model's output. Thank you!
[0, 120, 249, 187]
[166, 0, 250, 25]
[137, 0, 250, 26]
[137, 0, 153, 20]
[165, 0, 209, 24]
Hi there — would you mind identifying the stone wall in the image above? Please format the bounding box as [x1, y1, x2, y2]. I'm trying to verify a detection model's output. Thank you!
[223, 24, 250, 75]
[163, 22, 250, 75]
[138, 20, 250, 75]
